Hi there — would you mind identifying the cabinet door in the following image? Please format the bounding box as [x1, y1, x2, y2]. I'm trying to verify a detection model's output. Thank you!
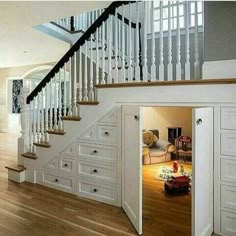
[122, 106, 142, 235]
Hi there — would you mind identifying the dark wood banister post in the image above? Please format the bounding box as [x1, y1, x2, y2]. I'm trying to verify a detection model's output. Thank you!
[70, 16, 75, 32]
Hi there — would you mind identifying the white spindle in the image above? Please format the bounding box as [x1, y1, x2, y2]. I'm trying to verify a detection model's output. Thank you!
[194, 1, 200, 80]
[143, 1, 148, 82]
[95, 11, 100, 85]
[53, 76, 58, 130]
[72, 52, 79, 114]
[63, 63, 67, 117]
[120, 4, 126, 82]
[37, 95, 41, 142]
[89, 34, 94, 100]
[101, 22, 106, 84]
[29, 101, 33, 152]
[44, 84, 49, 143]
[32, 99, 36, 153]
[107, 16, 112, 84]
[83, 45, 89, 101]
[176, 1, 181, 81]
[185, 1, 190, 80]
[159, 1, 164, 81]
[135, 2, 140, 81]
[40, 90, 45, 143]
[49, 80, 53, 129]
[114, 8, 118, 83]
[58, 70, 63, 130]
[128, 3, 133, 82]
[167, 1, 173, 81]
[68, 58, 72, 116]
[79, 50, 83, 102]
[151, 1, 156, 81]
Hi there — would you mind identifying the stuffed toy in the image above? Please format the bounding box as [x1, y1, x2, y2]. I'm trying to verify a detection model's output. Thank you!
[142, 130, 158, 148]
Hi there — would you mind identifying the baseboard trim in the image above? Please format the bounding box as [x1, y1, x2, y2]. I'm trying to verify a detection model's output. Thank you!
[203, 60, 236, 79]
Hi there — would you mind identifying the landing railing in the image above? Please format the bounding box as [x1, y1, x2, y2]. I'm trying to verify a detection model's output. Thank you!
[20, 1, 204, 155]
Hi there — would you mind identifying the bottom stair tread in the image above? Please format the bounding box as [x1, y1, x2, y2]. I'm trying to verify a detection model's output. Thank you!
[5, 164, 26, 172]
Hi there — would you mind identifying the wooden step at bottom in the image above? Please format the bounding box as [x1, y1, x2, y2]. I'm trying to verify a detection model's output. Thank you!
[5, 164, 26, 172]
[47, 130, 65, 135]
[77, 101, 99, 106]
[33, 142, 51, 148]
[63, 116, 81, 121]
[21, 152, 38, 160]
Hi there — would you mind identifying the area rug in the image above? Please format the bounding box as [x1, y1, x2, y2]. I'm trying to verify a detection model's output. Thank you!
[155, 166, 192, 184]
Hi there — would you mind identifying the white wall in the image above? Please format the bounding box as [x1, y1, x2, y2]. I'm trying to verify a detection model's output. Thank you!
[143, 107, 192, 141]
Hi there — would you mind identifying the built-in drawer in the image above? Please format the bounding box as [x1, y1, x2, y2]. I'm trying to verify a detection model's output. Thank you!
[221, 211, 236, 236]
[221, 185, 236, 210]
[58, 157, 76, 175]
[40, 171, 75, 193]
[221, 159, 236, 183]
[78, 143, 117, 164]
[221, 107, 236, 130]
[97, 125, 117, 144]
[78, 161, 117, 183]
[77, 179, 117, 205]
[221, 133, 236, 156]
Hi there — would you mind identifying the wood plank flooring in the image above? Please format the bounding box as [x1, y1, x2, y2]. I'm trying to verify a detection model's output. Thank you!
[0, 132, 218, 235]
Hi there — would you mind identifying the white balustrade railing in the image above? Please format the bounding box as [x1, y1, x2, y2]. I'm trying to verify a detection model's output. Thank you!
[21, 1, 203, 155]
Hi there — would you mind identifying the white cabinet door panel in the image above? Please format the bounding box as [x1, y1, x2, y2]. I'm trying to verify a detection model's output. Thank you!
[221, 107, 236, 130]
[221, 159, 236, 183]
[221, 133, 236, 156]
[221, 211, 236, 236]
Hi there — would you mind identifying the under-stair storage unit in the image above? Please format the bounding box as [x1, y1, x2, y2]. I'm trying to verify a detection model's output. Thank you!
[218, 106, 236, 236]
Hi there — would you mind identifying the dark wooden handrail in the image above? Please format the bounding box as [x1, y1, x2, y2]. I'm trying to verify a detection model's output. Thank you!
[27, 1, 137, 104]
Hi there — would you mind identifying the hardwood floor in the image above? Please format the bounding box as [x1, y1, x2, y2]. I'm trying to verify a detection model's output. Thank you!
[142, 162, 192, 236]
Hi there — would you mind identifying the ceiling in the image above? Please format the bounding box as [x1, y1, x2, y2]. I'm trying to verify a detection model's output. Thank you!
[0, 1, 110, 69]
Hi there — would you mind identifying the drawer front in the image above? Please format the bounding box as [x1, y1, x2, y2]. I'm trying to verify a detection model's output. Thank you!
[221, 211, 236, 236]
[221, 107, 236, 130]
[97, 125, 117, 144]
[40, 171, 75, 193]
[78, 143, 117, 164]
[77, 179, 117, 205]
[221, 185, 236, 210]
[221, 159, 236, 183]
[59, 157, 76, 175]
[221, 133, 236, 156]
[78, 161, 117, 183]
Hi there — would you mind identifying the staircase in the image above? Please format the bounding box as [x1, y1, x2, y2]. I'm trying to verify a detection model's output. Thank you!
[7, 0, 204, 187]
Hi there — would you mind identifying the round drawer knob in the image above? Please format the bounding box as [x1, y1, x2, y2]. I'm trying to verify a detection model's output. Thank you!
[55, 179, 58, 182]
[93, 150, 97, 153]
[104, 131, 109, 135]
[93, 169, 98, 173]
[93, 189, 97, 193]
[64, 163, 68, 167]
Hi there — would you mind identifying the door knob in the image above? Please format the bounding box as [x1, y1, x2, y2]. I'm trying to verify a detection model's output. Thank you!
[196, 118, 202, 125]
[134, 115, 139, 120]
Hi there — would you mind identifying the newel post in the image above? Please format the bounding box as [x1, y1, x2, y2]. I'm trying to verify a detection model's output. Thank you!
[18, 87, 30, 165]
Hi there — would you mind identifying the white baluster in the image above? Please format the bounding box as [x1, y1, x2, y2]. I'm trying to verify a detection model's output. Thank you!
[185, 1, 190, 80]
[28, 101, 33, 152]
[83, 45, 89, 101]
[63, 63, 67, 117]
[143, 1, 148, 82]
[79, 50, 83, 102]
[72, 52, 78, 115]
[159, 1, 164, 81]
[151, 1, 156, 81]
[101, 22, 106, 84]
[32, 99, 36, 153]
[113, 8, 118, 83]
[40, 90, 45, 143]
[68, 58, 72, 116]
[135, 2, 140, 82]
[194, 1, 200, 80]
[89, 34, 95, 100]
[167, 1, 173, 81]
[128, 3, 133, 82]
[37, 95, 41, 142]
[44, 84, 49, 143]
[49, 80, 53, 129]
[107, 16, 112, 84]
[120, 4, 125, 82]
[176, 1, 181, 81]
[58, 69, 63, 130]
[53, 76, 58, 130]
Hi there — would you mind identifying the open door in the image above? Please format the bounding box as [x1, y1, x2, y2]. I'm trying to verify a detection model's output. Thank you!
[122, 106, 142, 235]
[192, 107, 213, 236]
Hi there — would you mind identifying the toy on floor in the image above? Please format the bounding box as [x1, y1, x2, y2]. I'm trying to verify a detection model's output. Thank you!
[173, 161, 178, 173]
[164, 176, 190, 194]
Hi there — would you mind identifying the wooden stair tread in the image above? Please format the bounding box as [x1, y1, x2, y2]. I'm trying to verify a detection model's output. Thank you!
[96, 78, 236, 88]
[5, 164, 26, 172]
[77, 101, 99, 105]
[33, 142, 51, 148]
[22, 152, 38, 159]
[63, 116, 81, 121]
[47, 130, 65, 135]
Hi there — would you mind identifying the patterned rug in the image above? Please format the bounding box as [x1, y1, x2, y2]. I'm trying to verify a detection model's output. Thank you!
[155, 166, 192, 184]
